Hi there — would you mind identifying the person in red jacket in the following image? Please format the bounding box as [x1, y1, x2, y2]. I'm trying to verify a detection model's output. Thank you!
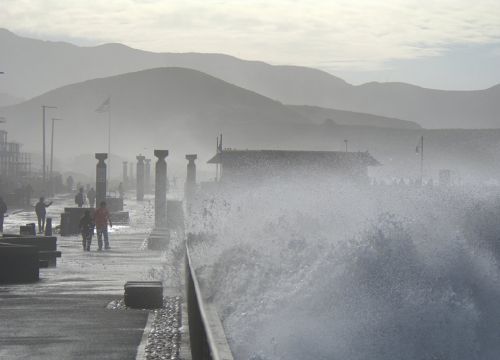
[94, 201, 112, 250]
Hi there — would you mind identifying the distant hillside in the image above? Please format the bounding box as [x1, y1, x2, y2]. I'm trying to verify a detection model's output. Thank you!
[0, 28, 348, 107]
[0, 67, 308, 176]
[1, 67, 499, 182]
[0, 92, 23, 107]
[288, 105, 421, 129]
[1, 29, 499, 129]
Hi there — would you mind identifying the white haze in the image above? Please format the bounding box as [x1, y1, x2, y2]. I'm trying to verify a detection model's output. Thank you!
[187, 176, 500, 359]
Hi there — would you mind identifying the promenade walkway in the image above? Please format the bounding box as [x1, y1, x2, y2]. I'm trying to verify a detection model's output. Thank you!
[0, 195, 190, 359]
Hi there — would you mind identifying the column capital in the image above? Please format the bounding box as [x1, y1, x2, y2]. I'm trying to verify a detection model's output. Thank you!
[95, 153, 108, 162]
[185, 154, 197, 162]
[154, 150, 169, 160]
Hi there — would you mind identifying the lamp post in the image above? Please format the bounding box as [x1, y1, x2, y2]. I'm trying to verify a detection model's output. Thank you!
[344, 139, 348, 152]
[42, 105, 57, 192]
[50, 118, 63, 193]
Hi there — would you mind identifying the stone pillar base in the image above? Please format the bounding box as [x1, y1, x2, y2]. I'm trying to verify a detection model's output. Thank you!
[147, 228, 170, 250]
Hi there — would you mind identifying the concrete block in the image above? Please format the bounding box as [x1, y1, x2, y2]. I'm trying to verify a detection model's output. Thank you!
[106, 197, 124, 212]
[1, 235, 57, 251]
[1, 236, 60, 267]
[60, 208, 95, 236]
[147, 229, 170, 250]
[20, 223, 36, 236]
[39, 250, 62, 267]
[109, 211, 130, 225]
[0, 242, 39, 284]
[124, 281, 163, 309]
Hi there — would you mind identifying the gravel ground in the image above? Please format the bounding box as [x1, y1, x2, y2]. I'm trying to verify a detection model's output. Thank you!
[145, 296, 183, 360]
[107, 296, 184, 360]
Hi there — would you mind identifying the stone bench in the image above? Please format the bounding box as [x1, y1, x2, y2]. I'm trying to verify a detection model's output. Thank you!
[0, 242, 39, 284]
[1, 235, 57, 250]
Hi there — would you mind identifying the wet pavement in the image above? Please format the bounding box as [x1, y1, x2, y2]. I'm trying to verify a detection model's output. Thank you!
[0, 193, 189, 359]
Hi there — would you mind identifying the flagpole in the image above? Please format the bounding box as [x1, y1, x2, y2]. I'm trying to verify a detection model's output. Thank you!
[420, 135, 424, 185]
[108, 101, 111, 185]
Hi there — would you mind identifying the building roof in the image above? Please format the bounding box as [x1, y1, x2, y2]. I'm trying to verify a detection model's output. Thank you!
[207, 149, 380, 167]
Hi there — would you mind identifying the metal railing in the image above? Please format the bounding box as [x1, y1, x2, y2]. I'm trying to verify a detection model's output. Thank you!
[185, 236, 234, 360]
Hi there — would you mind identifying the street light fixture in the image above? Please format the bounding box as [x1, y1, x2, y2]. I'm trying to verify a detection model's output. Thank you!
[42, 105, 57, 190]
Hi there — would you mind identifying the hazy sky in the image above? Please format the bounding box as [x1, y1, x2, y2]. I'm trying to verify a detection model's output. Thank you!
[2, 0, 500, 90]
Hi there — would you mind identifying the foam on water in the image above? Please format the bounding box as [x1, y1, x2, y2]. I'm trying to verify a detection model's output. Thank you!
[188, 178, 500, 360]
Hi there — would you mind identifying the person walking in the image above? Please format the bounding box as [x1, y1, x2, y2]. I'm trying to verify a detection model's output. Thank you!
[75, 187, 85, 208]
[94, 201, 112, 250]
[0, 196, 7, 233]
[87, 187, 96, 208]
[79, 210, 94, 251]
[35, 197, 52, 233]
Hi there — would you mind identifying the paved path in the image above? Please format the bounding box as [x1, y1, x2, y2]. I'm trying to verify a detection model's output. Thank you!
[0, 195, 188, 359]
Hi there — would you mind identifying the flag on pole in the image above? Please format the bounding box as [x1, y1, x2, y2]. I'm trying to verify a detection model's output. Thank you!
[95, 97, 111, 113]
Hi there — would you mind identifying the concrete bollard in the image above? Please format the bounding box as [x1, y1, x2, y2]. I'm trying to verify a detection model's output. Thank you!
[136, 155, 145, 201]
[44, 217, 52, 236]
[95, 153, 108, 206]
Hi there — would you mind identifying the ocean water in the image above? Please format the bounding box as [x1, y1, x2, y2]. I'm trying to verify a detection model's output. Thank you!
[188, 178, 500, 360]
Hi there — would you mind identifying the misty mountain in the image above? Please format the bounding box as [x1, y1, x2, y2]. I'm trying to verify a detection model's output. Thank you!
[1, 28, 499, 129]
[1, 67, 499, 182]
[0, 28, 349, 104]
[287, 105, 421, 129]
[0, 67, 309, 175]
[0, 92, 23, 107]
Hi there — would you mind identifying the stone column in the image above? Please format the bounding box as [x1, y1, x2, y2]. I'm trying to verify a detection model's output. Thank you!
[129, 162, 134, 186]
[122, 161, 128, 188]
[154, 150, 168, 229]
[145, 159, 151, 194]
[95, 153, 107, 206]
[185, 154, 197, 207]
[136, 155, 145, 201]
